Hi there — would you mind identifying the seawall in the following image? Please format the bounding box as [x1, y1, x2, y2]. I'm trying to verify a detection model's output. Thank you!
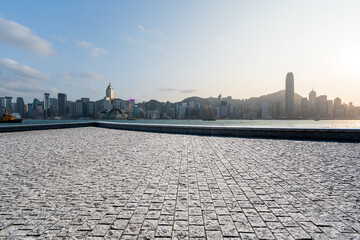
[1, 121, 360, 142]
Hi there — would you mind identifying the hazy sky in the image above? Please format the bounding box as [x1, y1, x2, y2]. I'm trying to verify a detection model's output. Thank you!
[0, 0, 359, 105]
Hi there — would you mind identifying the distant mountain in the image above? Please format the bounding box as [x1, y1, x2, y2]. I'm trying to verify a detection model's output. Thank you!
[247, 90, 303, 105]
[143, 99, 162, 110]
[180, 96, 212, 105]
[145, 90, 303, 106]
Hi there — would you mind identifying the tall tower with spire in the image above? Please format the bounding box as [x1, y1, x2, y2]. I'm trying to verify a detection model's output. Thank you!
[285, 72, 294, 118]
[106, 82, 114, 101]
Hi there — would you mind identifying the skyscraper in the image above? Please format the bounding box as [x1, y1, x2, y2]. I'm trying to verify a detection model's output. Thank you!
[44, 93, 50, 117]
[58, 93, 67, 117]
[106, 83, 114, 101]
[285, 72, 294, 118]
[309, 89, 317, 117]
[5, 96, 12, 113]
[16, 97, 25, 117]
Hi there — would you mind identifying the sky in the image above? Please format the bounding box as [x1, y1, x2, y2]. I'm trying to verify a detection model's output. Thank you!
[0, 0, 360, 105]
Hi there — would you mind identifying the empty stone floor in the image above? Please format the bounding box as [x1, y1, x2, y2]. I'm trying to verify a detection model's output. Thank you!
[0, 127, 359, 239]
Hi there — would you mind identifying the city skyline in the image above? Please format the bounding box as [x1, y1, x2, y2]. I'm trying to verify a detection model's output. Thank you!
[1, 74, 358, 120]
[1, 1, 360, 105]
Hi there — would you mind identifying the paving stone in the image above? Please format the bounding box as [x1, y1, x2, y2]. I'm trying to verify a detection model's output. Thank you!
[0, 128, 359, 239]
[155, 225, 172, 237]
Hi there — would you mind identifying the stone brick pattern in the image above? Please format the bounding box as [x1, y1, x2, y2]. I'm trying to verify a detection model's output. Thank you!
[0, 127, 359, 239]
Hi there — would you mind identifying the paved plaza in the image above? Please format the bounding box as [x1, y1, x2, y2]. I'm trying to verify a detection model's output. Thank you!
[0, 127, 359, 239]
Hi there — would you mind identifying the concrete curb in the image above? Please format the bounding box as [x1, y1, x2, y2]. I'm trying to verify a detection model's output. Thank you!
[0, 122, 96, 133]
[1, 121, 360, 142]
[97, 121, 360, 142]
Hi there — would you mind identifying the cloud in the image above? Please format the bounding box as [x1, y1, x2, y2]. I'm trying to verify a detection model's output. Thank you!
[0, 58, 49, 80]
[75, 39, 106, 57]
[121, 35, 145, 44]
[0, 58, 50, 98]
[158, 88, 197, 94]
[81, 71, 103, 80]
[138, 25, 153, 34]
[59, 71, 77, 79]
[121, 35, 166, 55]
[89, 47, 106, 57]
[159, 88, 177, 92]
[51, 35, 66, 42]
[88, 86, 100, 93]
[0, 16, 55, 57]
[150, 45, 167, 54]
[75, 39, 92, 48]
[181, 89, 197, 93]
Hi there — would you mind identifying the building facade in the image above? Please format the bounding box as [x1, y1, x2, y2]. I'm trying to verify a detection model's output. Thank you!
[285, 72, 294, 118]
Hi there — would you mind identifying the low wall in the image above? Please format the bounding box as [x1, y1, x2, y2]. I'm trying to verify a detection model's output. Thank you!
[0, 121, 96, 133]
[1, 121, 360, 142]
[97, 122, 360, 142]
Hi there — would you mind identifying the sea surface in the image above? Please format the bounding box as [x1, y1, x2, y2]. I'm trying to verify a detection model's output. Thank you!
[1, 119, 360, 128]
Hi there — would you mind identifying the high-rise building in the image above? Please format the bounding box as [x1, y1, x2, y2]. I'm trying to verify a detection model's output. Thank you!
[0, 97, 5, 116]
[75, 99, 84, 118]
[16, 97, 25, 117]
[33, 98, 40, 110]
[106, 83, 114, 101]
[5, 96, 12, 113]
[316, 95, 327, 118]
[327, 100, 334, 118]
[58, 93, 67, 117]
[26, 103, 33, 118]
[44, 93, 50, 117]
[300, 98, 309, 118]
[50, 98, 58, 115]
[285, 72, 294, 118]
[334, 97, 345, 119]
[309, 90, 317, 117]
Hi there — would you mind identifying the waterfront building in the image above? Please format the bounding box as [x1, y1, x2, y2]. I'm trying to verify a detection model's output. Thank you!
[26, 103, 33, 118]
[33, 98, 40, 110]
[165, 101, 171, 117]
[75, 99, 84, 118]
[309, 90, 317, 117]
[301, 98, 309, 118]
[67, 101, 75, 118]
[0, 97, 5, 116]
[106, 83, 114, 101]
[16, 97, 25, 117]
[134, 105, 139, 118]
[316, 95, 327, 118]
[114, 98, 122, 109]
[5, 96, 12, 113]
[50, 98, 58, 115]
[44, 93, 50, 117]
[35, 104, 43, 118]
[334, 97, 345, 119]
[220, 101, 228, 118]
[229, 103, 234, 118]
[177, 105, 186, 119]
[87, 101, 95, 117]
[327, 100, 334, 118]
[81, 98, 90, 117]
[58, 93, 67, 117]
[285, 72, 295, 118]
[129, 99, 135, 114]
[218, 94, 222, 105]
[261, 102, 271, 119]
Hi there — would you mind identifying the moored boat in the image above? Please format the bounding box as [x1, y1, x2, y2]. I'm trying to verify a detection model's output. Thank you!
[0, 107, 22, 123]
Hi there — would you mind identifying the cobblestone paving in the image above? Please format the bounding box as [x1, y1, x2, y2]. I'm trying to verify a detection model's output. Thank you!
[0, 127, 360, 240]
